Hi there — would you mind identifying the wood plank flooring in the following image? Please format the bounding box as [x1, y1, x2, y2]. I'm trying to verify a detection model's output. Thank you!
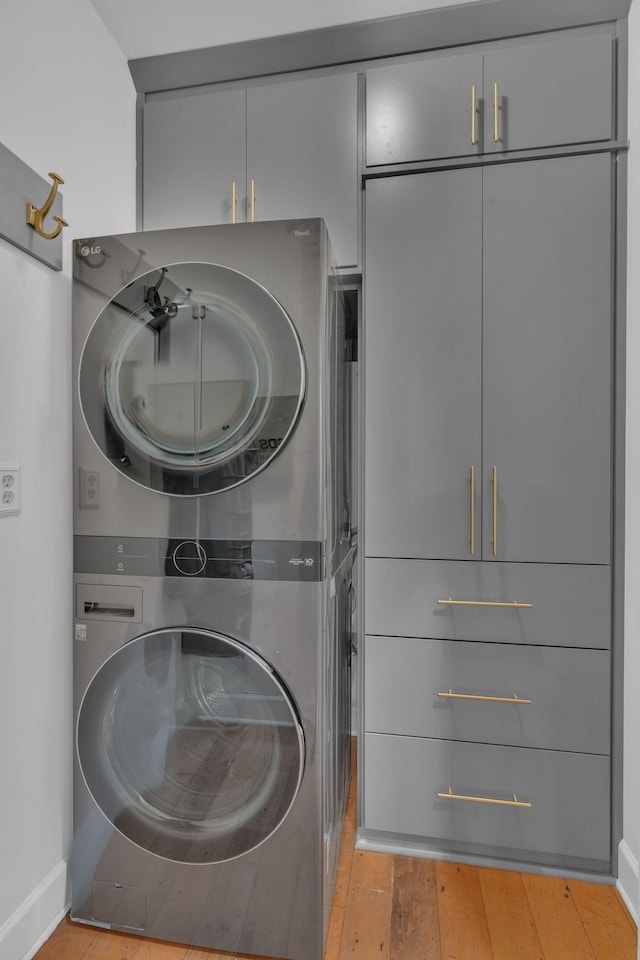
[35, 748, 636, 960]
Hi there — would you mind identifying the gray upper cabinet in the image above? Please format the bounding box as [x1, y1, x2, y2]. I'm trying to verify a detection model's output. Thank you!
[365, 29, 614, 165]
[142, 72, 359, 267]
[484, 33, 613, 153]
[143, 88, 246, 230]
[365, 154, 612, 564]
[366, 52, 483, 165]
[246, 73, 358, 268]
[364, 169, 482, 560]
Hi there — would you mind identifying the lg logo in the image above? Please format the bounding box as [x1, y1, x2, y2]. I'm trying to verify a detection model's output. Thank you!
[79, 244, 102, 257]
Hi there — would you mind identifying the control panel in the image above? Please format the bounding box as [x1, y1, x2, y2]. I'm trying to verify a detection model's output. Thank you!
[74, 536, 324, 582]
[172, 540, 208, 576]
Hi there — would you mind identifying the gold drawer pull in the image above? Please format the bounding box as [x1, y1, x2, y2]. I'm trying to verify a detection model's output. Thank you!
[437, 598, 532, 609]
[493, 82, 500, 142]
[438, 787, 532, 809]
[437, 689, 532, 705]
[471, 84, 478, 145]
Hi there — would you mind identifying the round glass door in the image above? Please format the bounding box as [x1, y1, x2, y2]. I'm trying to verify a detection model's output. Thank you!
[77, 628, 305, 864]
[79, 262, 305, 496]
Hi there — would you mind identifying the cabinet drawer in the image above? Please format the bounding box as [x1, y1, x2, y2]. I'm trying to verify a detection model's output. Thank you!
[365, 637, 609, 754]
[364, 733, 610, 864]
[365, 559, 610, 650]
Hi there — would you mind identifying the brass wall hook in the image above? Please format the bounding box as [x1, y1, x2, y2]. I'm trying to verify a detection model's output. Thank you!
[26, 172, 69, 240]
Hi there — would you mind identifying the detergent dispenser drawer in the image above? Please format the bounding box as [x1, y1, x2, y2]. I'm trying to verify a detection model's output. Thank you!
[76, 583, 143, 622]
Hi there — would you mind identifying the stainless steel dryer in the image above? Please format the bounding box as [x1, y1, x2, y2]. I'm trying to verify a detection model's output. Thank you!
[71, 220, 354, 960]
[72, 219, 352, 555]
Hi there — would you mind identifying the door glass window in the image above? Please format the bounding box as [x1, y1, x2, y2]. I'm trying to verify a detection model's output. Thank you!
[79, 263, 305, 496]
[77, 628, 304, 864]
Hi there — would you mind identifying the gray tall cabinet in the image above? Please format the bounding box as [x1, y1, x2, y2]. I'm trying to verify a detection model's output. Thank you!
[362, 24, 621, 875]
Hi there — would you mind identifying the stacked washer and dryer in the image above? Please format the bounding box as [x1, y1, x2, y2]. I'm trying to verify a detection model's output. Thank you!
[71, 220, 354, 960]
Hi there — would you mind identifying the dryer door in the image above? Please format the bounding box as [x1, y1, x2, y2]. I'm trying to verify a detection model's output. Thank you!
[79, 262, 305, 496]
[77, 628, 305, 864]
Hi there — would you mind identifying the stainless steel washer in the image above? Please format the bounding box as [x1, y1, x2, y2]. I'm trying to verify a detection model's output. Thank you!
[71, 553, 352, 960]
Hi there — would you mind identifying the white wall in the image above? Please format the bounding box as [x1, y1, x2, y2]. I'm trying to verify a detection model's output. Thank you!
[88, 0, 479, 59]
[625, 0, 640, 937]
[0, 2, 136, 958]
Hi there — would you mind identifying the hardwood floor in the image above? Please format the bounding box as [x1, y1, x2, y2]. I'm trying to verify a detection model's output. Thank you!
[35, 759, 637, 960]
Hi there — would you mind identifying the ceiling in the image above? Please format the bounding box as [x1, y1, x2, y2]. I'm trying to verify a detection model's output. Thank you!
[87, 0, 476, 61]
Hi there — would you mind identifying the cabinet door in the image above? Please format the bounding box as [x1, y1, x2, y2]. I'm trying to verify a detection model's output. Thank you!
[364, 171, 482, 560]
[484, 33, 613, 154]
[366, 52, 483, 165]
[142, 89, 247, 229]
[482, 154, 612, 563]
[246, 73, 358, 268]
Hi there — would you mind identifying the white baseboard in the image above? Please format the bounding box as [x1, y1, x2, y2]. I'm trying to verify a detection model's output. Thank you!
[0, 860, 70, 960]
[617, 839, 639, 927]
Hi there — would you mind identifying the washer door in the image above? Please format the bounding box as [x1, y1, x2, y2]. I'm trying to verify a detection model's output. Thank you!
[79, 262, 305, 496]
[77, 628, 305, 864]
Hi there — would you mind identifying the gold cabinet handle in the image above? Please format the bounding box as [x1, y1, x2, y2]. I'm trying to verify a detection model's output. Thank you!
[231, 181, 237, 224]
[437, 689, 532, 704]
[469, 466, 475, 555]
[493, 82, 500, 142]
[250, 178, 256, 222]
[437, 598, 532, 609]
[438, 787, 532, 809]
[471, 84, 478, 145]
[491, 465, 498, 556]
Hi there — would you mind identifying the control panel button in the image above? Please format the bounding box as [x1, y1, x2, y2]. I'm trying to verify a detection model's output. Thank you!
[172, 540, 207, 576]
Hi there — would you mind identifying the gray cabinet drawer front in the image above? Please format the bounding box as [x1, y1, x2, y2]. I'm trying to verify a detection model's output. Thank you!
[365, 637, 609, 754]
[364, 733, 610, 863]
[364, 559, 610, 650]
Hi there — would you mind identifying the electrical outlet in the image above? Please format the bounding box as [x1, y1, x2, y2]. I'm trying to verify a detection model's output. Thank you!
[79, 467, 100, 509]
[0, 466, 21, 516]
